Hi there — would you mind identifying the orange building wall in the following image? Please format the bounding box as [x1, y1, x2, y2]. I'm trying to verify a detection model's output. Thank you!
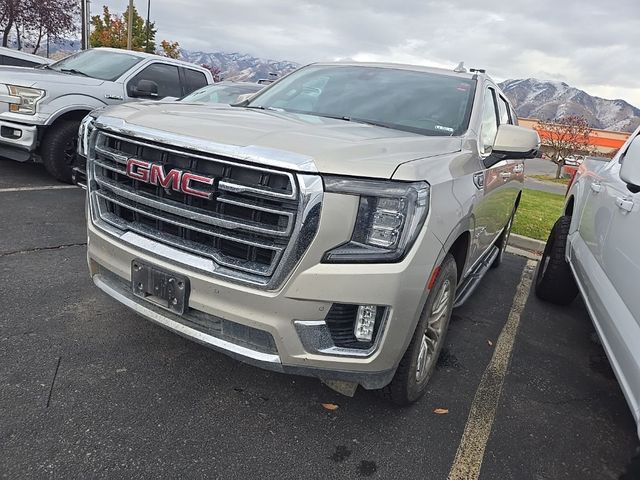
[518, 117, 631, 154]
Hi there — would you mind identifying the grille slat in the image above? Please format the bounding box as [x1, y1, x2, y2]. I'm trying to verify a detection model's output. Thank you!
[94, 176, 292, 237]
[89, 129, 300, 280]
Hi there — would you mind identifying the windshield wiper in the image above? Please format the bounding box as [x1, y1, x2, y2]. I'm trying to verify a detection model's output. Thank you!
[60, 68, 89, 77]
[347, 117, 398, 130]
[244, 105, 283, 112]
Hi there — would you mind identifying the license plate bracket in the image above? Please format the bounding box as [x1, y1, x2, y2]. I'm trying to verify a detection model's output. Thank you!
[131, 260, 190, 314]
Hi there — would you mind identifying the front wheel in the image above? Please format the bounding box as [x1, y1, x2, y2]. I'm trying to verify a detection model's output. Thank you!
[40, 120, 81, 183]
[382, 254, 457, 405]
[535, 215, 579, 305]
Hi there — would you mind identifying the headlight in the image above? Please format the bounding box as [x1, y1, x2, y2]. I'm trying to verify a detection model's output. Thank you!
[7, 85, 45, 114]
[323, 177, 430, 263]
[77, 113, 97, 157]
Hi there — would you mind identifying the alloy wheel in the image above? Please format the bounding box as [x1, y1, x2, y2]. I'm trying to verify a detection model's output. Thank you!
[416, 279, 452, 383]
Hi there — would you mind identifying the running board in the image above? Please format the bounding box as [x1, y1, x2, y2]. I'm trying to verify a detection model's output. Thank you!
[453, 245, 499, 308]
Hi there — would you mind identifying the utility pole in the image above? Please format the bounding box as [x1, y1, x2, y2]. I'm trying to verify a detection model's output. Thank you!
[145, 0, 151, 53]
[85, 0, 91, 49]
[80, 0, 91, 49]
[80, 0, 86, 49]
[127, 0, 134, 50]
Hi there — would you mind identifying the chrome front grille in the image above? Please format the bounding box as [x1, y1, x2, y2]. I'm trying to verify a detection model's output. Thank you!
[87, 126, 322, 289]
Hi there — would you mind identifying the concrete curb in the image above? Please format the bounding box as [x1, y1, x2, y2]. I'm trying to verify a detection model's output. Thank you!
[509, 233, 545, 253]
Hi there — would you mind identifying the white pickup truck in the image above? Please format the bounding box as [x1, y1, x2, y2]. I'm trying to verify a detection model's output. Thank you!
[0, 47, 213, 182]
[536, 126, 640, 439]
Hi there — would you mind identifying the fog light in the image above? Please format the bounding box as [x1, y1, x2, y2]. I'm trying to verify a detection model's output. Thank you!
[354, 305, 377, 342]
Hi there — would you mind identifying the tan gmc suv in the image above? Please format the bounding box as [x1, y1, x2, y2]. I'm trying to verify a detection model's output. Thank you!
[80, 62, 540, 404]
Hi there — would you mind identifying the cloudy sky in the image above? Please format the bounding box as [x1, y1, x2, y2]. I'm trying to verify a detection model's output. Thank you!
[100, 0, 640, 106]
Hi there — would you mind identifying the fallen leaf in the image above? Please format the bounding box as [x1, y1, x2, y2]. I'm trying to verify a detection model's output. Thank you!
[322, 403, 339, 411]
[487, 340, 493, 346]
[433, 408, 449, 415]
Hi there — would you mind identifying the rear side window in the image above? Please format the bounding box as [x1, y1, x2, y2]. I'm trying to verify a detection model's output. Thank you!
[128, 63, 181, 98]
[184, 69, 208, 94]
[498, 97, 512, 125]
[480, 88, 498, 154]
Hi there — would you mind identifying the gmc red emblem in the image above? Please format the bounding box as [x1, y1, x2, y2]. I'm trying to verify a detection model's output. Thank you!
[125, 158, 215, 200]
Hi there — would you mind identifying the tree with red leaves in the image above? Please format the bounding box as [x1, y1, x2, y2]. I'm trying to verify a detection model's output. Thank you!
[536, 115, 594, 178]
[201, 64, 222, 82]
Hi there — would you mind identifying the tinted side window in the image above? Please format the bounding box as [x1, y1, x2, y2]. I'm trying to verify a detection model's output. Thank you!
[0, 55, 37, 67]
[184, 69, 208, 94]
[129, 63, 181, 98]
[481, 88, 498, 154]
[498, 96, 512, 125]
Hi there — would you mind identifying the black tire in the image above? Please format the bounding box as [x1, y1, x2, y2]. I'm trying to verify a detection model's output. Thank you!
[40, 120, 80, 183]
[491, 205, 517, 269]
[382, 254, 457, 406]
[620, 449, 640, 480]
[534, 215, 579, 305]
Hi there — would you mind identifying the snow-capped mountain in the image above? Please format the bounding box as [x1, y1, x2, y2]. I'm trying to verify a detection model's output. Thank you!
[179, 50, 300, 82]
[498, 78, 640, 133]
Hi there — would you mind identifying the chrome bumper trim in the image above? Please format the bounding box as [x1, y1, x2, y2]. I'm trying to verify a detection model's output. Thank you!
[93, 273, 281, 365]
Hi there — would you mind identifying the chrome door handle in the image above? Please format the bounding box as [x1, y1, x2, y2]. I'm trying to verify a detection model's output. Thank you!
[615, 196, 634, 212]
[590, 182, 602, 193]
[500, 172, 512, 180]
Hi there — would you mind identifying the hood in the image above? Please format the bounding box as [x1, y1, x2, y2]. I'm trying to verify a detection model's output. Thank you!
[0, 66, 105, 88]
[95, 103, 463, 179]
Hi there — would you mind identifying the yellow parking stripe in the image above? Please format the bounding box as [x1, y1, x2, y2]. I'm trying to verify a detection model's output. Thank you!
[448, 259, 537, 480]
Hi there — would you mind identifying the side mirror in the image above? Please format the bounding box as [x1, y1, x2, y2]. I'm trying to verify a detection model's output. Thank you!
[132, 79, 159, 98]
[492, 124, 540, 159]
[620, 135, 640, 191]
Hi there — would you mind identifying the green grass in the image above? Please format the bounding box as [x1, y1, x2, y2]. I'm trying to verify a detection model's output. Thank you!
[512, 189, 565, 241]
[528, 174, 570, 185]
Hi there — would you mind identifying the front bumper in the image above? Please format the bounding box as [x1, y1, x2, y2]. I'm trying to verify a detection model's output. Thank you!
[0, 119, 37, 161]
[87, 193, 443, 389]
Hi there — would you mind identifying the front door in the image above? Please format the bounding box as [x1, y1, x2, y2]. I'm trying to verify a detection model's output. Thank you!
[577, 135, 640, 423]
[471, 87, 517, 265]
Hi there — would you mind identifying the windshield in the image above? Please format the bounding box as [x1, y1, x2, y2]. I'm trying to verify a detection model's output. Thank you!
[49, 49, 143, 81]
[247, 65, 476, 136]
[181, 84, 262, 104]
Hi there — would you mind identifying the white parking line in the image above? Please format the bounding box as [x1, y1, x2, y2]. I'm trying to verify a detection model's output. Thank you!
[0, 185, 79, 193]
[448, 259, 537, 480]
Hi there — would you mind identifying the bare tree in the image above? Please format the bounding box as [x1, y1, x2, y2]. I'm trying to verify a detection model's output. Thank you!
[536, 115, 594, 178]
[28, 0, 79, 54]
[0, 0, 22, 47]
[0, 0, 78, 52]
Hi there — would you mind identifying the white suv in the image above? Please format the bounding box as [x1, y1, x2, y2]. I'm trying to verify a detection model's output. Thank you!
[535, 126, 640, 438]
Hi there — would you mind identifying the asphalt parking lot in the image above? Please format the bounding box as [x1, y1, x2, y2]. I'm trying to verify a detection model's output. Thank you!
[1, 158, 638, 479]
